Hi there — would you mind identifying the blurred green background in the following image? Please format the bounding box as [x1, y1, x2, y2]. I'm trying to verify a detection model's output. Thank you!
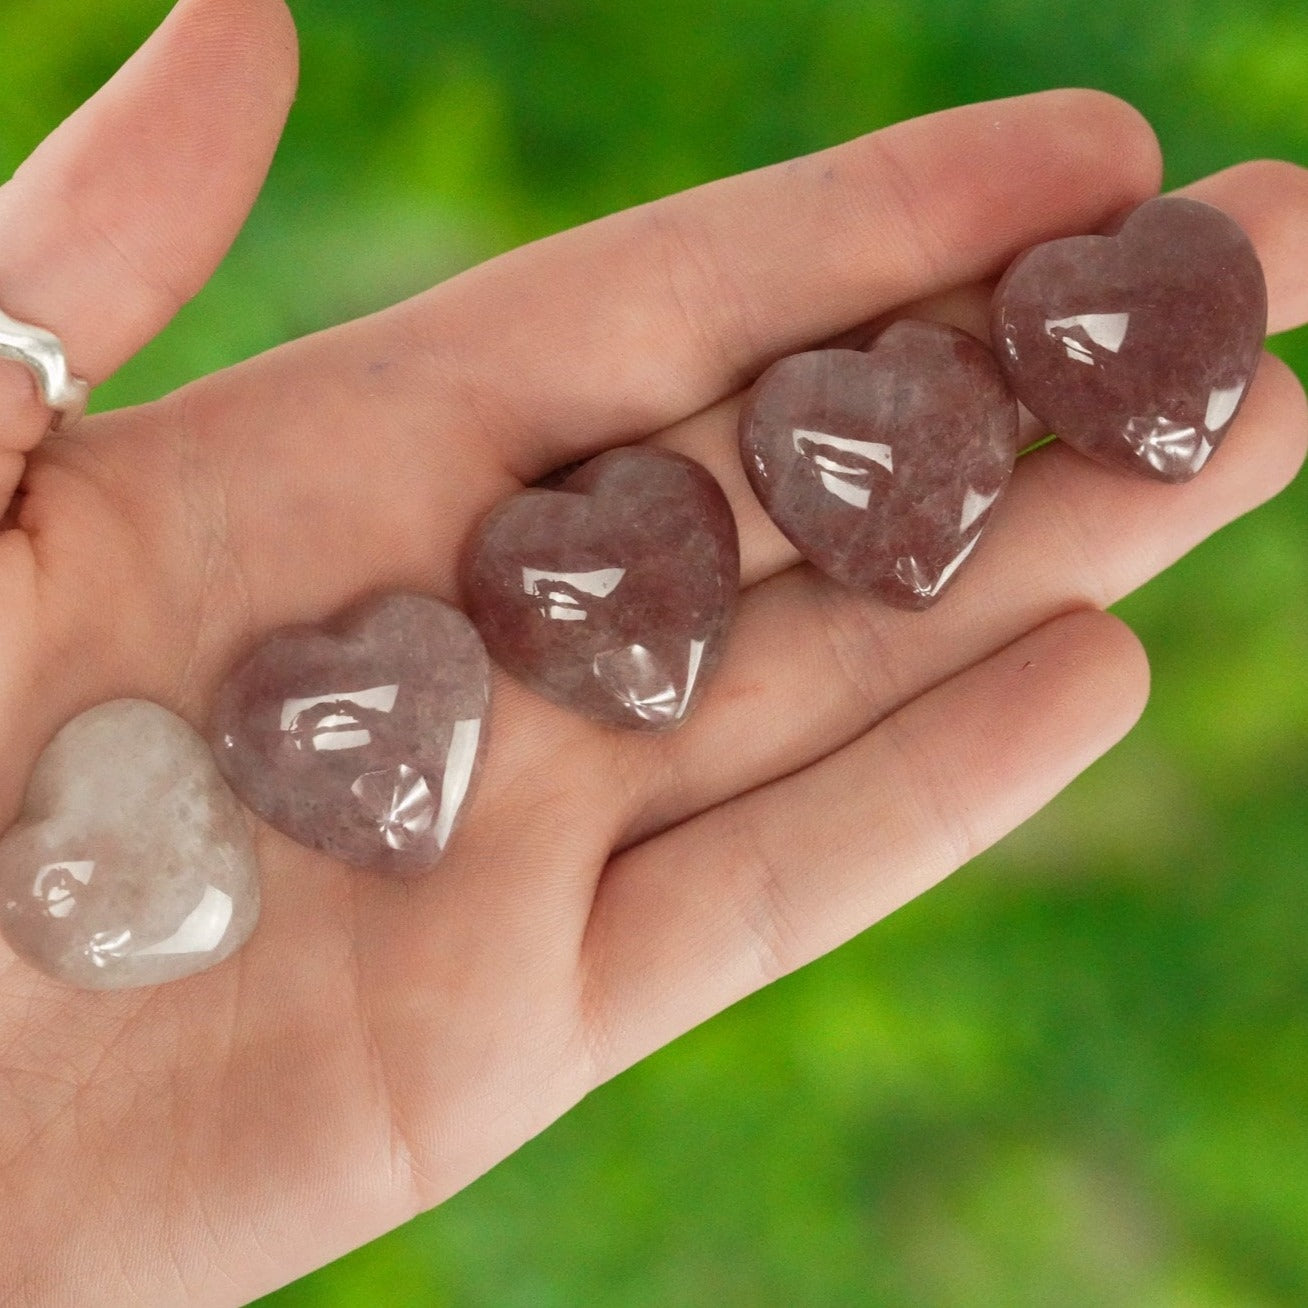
[3, 0, 1306, 1303]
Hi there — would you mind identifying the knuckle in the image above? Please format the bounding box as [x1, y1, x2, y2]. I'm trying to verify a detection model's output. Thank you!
[810, 574, 897, 720]
[641, 201, 765, 386]
[854, 129, 954, 288]
[725, 802, 805, 987]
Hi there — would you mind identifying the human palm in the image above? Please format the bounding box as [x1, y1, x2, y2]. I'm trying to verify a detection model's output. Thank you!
[2, 3, 1306, 1304]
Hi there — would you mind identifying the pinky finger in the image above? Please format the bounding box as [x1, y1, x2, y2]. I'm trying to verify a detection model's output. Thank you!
[580, 608, 1149, 1081]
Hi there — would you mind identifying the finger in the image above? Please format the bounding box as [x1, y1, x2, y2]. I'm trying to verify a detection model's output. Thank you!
[623, 350, 1306, 846]
[292, 89, 1158, 484]
[581, 609, 1149, 1077]
[648, 157, 1308, 591]
[890, 159, 1308, 342]
[40, 88, 1157, 658]
[1194, 160, 1308, 335]
[0, 0, 298, 467]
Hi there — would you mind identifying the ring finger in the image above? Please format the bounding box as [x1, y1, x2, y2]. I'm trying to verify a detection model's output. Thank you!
[620, 162, 1308, 840]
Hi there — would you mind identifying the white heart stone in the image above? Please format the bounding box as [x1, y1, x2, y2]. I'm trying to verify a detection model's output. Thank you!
[0, 700, 259, 990]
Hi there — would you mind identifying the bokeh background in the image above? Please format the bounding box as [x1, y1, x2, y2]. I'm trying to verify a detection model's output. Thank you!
[3, 0, 1306, 1302]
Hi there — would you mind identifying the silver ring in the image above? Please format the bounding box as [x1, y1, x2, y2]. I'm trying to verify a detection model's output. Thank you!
[0, 306, 89, 431]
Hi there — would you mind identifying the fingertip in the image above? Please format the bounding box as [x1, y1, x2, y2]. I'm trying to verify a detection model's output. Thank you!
[1078, 607, 1152, 735]
[1042, 88, 1163, 200]
[150, 0, 301, 159]
[976, 607, 1152, 800]
[168, 0, 301, 111]
[1007, 606, 1150, 731]
[889, 88, 1165, 287]
[1207, 156, 1308, 201]
[1201, 350, 1308, 511]
[1250, 350, 1308, 498]
[1179, 159, 1308, 334]
[968, 87, 1162, 204]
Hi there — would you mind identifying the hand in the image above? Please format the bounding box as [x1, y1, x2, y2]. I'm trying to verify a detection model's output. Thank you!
[1, 2, 1305, 1303]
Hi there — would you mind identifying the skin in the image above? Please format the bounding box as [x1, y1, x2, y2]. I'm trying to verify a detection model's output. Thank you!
[0, 1, 1306, 1303]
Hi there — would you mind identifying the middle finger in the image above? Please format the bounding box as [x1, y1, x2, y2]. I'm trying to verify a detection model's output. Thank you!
[645, 160, 1308, 589]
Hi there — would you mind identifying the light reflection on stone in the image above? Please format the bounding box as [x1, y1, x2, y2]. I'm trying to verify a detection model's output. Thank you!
[282, 684, 400, 752]
[1122, 416, 1209, 476]
[792, 427, 894, 511]
[351, 764, 436, 852]
[133, 885, 234, 958]
[894, 531, 983, 601]
[591, 638, 708, 726]
[959, 486, 1000, 534]
[434, 719, 481, 850]
[593, 644, 680, 724]
[1204, 382, 1246, 431]
[1044, 311, 1131, 364]
[32, 859, 94, 919]
[520, 565, 626, 623]
[86, 928, 134, 968]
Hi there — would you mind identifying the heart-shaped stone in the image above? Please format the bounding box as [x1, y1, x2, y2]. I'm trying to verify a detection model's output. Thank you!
[739, 320, 1018, 608]
[0, 700, 258, 991]
[209, 593, 490, 876]
[991, 196, 1267, 482]
[463, 447, 739, 730]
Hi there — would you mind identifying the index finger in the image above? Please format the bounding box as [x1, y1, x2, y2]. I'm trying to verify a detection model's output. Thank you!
[394, 88, 1162, 479]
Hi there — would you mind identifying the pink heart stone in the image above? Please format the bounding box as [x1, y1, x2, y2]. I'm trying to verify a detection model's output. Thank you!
[991, 196, 1267, 482]
[208, 593, 489, 876]
[463, 447, 739, 731]
[739, 320, 1018, 608]
[0, 700, 258, 991]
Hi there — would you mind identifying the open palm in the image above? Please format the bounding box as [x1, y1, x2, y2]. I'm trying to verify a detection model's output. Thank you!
[2, 3, 1306, 1304]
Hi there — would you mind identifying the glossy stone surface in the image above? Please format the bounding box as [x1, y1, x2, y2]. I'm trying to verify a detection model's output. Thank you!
[464, 447, 739, 730]
[0, 700, 258, 991]
[210, 593, 489, 876]
[992, 196, 1267, 482]
[739, 321, 1018, 608]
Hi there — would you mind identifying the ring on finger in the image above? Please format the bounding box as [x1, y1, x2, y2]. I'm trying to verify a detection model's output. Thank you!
[0, 305, 89, 431]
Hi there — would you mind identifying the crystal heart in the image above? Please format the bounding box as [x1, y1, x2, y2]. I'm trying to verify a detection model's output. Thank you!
[0, 700, 259, 991]
[463, 447, 739, 730]
[991, 196, 1267, 482]
[739, 320, 1018, 608]
[209, 593, 490, 876]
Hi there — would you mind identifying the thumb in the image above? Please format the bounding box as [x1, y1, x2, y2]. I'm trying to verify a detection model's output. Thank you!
[0, 0, 299, 487]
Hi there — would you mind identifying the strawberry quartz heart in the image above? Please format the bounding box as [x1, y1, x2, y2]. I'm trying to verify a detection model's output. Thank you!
[463, 447, 739, 731]
[0, 700, 258, 990]
[209, 593, 490, 876]
[739, 320, 1018, 608]
[991, 196, 1267, 483]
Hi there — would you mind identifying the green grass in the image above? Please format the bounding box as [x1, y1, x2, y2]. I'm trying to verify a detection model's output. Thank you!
[5, 0, 1306, 1303]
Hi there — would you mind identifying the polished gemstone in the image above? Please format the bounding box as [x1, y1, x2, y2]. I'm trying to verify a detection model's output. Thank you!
[991, 196, 1267, 482]
[209, 593, 489, 876]
[0, 700, 258, 991]
[464, 447, 739, 730]
[739, 321, 1018, 608]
